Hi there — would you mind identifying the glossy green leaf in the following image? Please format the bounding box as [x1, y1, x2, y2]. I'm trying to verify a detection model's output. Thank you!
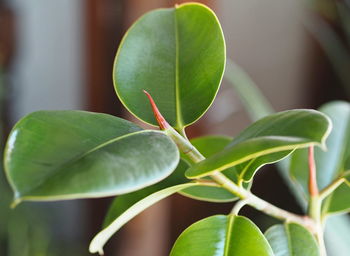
[265, 223, 319, 256]
[186, 110, 331, 180]
[104, 136, 241, 229]
[89, 183, 199, 255]
[170, 215, 274, 256]
[4, 111, 179, 203]
[224, 62, 350, 254]
[114, 3, 225, 130]
[290, 101, 350, 214]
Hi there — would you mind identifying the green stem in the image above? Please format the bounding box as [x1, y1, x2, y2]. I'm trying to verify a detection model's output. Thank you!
[307, 147, 327, 256]
[319, 177, 346, 201]
[165, 127, 315, 230]
[308, 195, 327, 256]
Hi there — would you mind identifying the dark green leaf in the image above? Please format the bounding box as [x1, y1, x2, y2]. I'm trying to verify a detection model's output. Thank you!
[104, 136, 241, 229]
[4, 111, 179, 203]
[114, 3, 225, 130]
[265, 223, 319, 256]
[290, 101, 350, 214]
[186, 110, 331, 180]
[170, 215, 274, 256]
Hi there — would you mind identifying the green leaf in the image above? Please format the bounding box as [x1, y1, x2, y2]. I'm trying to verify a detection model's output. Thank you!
[103, 160, 189, 227]
[4, 111, 179, 203]
[224, 61, 350, 253]
[186, 110, 331, 180]
[290, 101, 350, 214]
[170, 215, 274, 256]
[89, 183, 199, 255]
[104, 136, 241, 229]
[181, 136, 248, 202]
[325, 215, 350, 256]
[225, 59, 273, 121]
[265, 223, 319, 256]
[114, 3, 225, 130]
[324, 179, 350, 214]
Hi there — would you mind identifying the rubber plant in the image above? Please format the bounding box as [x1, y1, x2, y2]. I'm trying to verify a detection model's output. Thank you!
[3, 3, 350, 256]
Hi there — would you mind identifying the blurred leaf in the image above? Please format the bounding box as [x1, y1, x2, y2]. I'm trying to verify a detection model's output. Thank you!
[225, 59, 350, 255]
[225, 59, 307, 207]
[4, 111, 179, 202]
[290, 101, 350, 214]
[114, 3, 225, 130]
[186, 110, 331, 180]
[304, 14, 350, 96]
[225, 59, 273, 121]
[265, 222, 319, 256]
[89, 183, 199, 255]
[170, 215, 274, 256]
[325, 214, 350, 256]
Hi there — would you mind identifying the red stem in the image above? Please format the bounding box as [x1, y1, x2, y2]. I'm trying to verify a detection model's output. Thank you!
[308, 146, 319, 196]
[143, 90, 170, 130]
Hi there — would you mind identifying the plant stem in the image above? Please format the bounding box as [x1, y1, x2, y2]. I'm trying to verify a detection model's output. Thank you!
[307, 146, 327, 256]
[212, 171, 314, 228]
[165, 125, 314, 229]
[145, 90, 317, 233]
[309, 195, 327, 256]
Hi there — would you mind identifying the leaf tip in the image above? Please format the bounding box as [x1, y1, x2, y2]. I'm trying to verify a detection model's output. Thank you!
[89, 241, 104, 255]
[143, 90, 170, 130]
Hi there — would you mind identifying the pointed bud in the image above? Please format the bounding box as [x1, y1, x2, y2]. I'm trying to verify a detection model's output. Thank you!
[308, 146, 319, 196]
[143, 90, 170, 130]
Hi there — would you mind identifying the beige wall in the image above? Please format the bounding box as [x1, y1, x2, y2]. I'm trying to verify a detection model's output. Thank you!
[200, 0, 311, 135]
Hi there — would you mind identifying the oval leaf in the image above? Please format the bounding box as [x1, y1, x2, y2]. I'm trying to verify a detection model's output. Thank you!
[4, 111, 179, 203]
[186, 110, 331, 179]
[290, 101, 350, 214]
[265, 223, 319, 256]
[170, 215, 274, 256]
[89, 183, 199, 255]
[104, 136, 242, 230]
[114, 3, 225, 130]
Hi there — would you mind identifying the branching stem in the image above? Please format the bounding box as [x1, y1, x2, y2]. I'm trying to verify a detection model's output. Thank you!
[164, 123, 315, 230]
[145, 91, 322, 249]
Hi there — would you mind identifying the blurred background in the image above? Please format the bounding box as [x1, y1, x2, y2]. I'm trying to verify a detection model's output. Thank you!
[1, 0, 349, 255]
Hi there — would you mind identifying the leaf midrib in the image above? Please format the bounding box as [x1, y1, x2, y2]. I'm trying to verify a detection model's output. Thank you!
[188, 137, 321, 178]
[224, 215, 235, 256]
[174, 8, 184, 130]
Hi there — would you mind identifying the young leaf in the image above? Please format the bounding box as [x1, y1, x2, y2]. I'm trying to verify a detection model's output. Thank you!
[114, 3, 225, 130]
[4, 111, 179, 203]
[265, 222, 319, 256]
[89, 183, 199, 255]
[170, 215, 274, 256]
[290, 101, 350, 214]
[186, 110, 331, 180]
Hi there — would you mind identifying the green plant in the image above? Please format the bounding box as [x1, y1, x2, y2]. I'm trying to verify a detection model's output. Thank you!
[3, 3, 350, 255]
